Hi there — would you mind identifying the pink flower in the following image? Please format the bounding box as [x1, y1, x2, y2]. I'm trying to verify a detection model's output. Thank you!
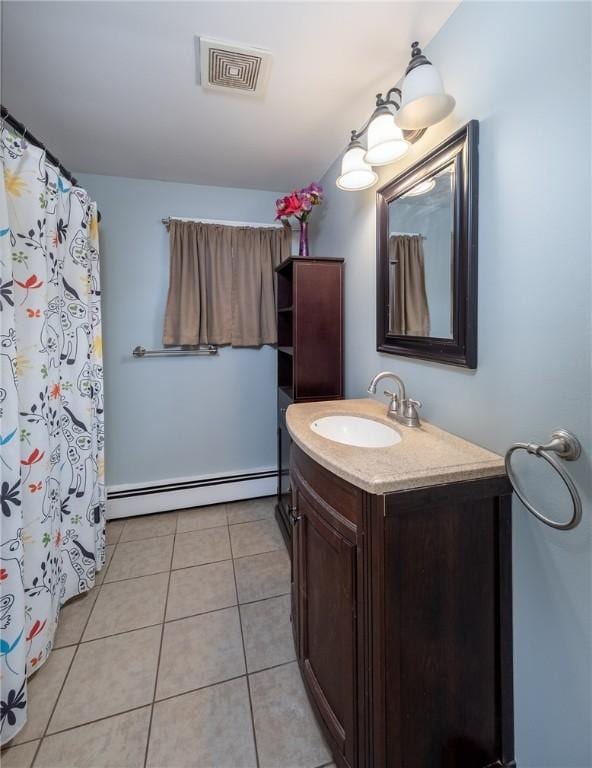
[275, 192, 302, 219]
[275, 182, 323, 222]
[301, 195, 313, 212]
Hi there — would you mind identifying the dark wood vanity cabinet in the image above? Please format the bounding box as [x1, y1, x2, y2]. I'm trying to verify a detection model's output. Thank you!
[290, 443, 515, 768]
[275, 257, 344, 547]
[292, 453, 364, 767]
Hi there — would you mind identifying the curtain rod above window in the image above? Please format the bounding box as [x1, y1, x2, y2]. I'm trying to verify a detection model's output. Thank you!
[162, 216, 288, 230]
[390, 231, 426, 240]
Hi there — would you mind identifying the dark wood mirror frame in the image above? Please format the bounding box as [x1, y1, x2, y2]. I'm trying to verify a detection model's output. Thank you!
[376, 120, 479, 368]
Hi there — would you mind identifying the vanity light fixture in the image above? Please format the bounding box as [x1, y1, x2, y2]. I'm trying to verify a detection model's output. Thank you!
[396, 43, 455, 131]
[336, 138, 378, 191]
[364, 106, 409, 166]
[336, 42, 455, 192]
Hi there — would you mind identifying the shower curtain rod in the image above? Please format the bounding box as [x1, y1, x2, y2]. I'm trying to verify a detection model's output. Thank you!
[1, 104, 101, 221]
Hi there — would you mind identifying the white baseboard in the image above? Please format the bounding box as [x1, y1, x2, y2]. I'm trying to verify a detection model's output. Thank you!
[106, 467, 277, 520]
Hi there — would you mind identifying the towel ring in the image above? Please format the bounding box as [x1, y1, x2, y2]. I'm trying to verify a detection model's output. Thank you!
[505, 429, 582, 531]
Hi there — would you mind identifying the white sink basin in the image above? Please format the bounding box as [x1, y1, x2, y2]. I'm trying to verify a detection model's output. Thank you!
[310, 415, 401, 448]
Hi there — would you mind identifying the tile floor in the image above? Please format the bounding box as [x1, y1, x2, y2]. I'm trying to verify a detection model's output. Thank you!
[2, 498, 335, 768]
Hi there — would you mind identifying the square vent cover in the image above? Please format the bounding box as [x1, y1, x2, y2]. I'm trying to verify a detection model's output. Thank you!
[198, 37, 272, 96]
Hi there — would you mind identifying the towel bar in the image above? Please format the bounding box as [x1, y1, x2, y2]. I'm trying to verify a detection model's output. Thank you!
[132, 345, 218, 358]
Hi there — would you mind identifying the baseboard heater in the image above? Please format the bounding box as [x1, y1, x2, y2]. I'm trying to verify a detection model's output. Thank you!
[106, 468, 277, 520]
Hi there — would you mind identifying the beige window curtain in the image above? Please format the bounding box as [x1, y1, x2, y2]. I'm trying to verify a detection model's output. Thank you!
[389, 234, 431, 336]
[163, 220, 291, 347]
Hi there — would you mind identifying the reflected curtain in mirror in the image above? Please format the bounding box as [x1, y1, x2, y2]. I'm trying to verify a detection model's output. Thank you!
[389, 235, 430, 336]
[163, 220, 290, 347]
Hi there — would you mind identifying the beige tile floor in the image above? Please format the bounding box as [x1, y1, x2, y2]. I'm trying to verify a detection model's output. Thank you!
[2, 498, 335, 768]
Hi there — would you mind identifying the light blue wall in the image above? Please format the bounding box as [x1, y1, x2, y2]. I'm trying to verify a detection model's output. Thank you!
[76, 172, 281, 487]
[311, 2, 591, 765]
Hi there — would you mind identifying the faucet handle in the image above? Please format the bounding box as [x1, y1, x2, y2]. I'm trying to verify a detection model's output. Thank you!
[402, 398, 422, 427]
[383, 389, 400, 416]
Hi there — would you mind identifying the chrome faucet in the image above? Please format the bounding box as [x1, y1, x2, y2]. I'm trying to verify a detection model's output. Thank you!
[367, 371, 422, 428]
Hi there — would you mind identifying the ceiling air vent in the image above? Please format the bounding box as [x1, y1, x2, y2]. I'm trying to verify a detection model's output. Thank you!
[198, 37, 272, 96]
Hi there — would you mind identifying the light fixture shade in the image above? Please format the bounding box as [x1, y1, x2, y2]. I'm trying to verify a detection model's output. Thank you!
[336, 143, 378, 191]
[364, 111, 409, 166]
[395, 62, 455, 130]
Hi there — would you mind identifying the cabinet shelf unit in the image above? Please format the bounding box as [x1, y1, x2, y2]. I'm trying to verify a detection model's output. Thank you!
[275, 256, 344, 545]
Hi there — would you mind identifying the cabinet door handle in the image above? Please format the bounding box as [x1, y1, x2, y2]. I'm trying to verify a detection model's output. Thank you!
[289, 505, 301, 525]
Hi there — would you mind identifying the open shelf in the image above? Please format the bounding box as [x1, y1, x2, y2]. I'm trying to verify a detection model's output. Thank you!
[278, 312, 293, 348]
[279, 384, 294, 401]
[278, 352, 293, 395]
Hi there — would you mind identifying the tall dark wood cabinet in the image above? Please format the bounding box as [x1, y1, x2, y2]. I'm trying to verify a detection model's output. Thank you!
[290, 443, 515, 768]
[275, 257, 344, 545]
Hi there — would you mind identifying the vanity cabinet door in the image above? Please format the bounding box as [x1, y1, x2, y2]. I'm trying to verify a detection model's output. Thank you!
[294, 481, 358, 768]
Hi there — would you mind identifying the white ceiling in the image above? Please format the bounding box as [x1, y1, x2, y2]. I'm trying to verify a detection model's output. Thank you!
[1, 1, 458, 192]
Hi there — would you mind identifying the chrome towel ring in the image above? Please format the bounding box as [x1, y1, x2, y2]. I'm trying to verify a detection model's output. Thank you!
[505, 429, 582, 531]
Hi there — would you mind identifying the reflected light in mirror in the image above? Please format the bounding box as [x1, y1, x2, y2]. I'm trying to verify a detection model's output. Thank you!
[336, 143, 378, 191]
[403, 178, 436, 197]
[364, 111, 410, 166]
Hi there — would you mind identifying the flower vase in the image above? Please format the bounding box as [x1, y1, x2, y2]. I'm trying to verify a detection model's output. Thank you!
[298, 220, 309, 257]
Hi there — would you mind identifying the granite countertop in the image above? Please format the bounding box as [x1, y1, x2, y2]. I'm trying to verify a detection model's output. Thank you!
[286, 398, 506, 494]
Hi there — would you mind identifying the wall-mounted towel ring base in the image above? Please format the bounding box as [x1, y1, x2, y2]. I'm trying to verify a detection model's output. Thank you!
[505, 429, 582, 531]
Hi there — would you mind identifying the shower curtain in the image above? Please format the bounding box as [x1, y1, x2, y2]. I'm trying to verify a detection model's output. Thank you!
[0, 125, 105, 744]
[389, 234, 430, 336]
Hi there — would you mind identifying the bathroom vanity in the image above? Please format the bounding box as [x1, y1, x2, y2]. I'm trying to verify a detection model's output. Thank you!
[286, 399, 515, 768]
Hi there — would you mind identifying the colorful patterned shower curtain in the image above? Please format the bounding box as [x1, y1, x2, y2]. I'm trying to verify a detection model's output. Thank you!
[0, 125, 105, 744]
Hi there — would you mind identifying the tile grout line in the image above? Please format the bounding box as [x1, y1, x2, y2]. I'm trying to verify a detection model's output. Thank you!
[9, 507, 280, 760]
[53, 562, 289, 648]
[229, 522, 262, 768]
[232, 545, 285, 561]
[13, 614, 296, 746]
[12, 660, 304, 750]
[103, 534, 176, 583]
[29, 560, 109, 767]
[142, 530, 175, 768]
[90, 587, 290, 640]
[104, 544, 285, 584]
[23, 702, 152, 750]
[110, 510, 275, 545]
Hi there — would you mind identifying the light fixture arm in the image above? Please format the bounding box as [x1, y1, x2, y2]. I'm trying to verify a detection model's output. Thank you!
[350, 89, 401, 143]
[349, 87, 425, 146]
[379, 86, 402, 109]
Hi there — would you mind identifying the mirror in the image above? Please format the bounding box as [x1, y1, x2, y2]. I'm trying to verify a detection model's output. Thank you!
[377, 121, 478, 368]
[387, 164, 455, 339]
